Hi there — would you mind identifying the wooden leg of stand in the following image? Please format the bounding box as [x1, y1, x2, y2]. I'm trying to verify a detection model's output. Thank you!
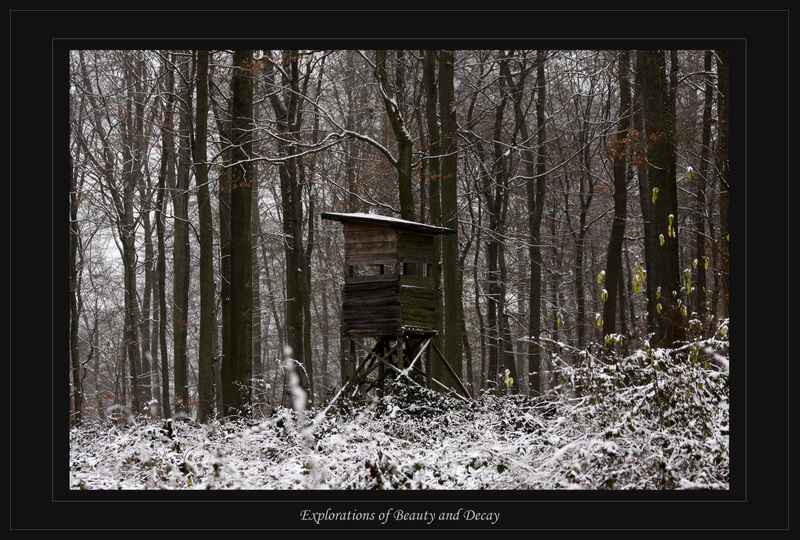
[432, 344, 471, 399]
[397, 332, 404, 370]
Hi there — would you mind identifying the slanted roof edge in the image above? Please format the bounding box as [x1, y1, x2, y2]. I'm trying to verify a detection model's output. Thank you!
[321, 212, 456, 235]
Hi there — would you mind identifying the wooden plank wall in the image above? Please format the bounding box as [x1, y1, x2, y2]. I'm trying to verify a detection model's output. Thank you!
[342, 275, 437, 336]
[344, 222, 397, 266]
[400, 275, 435, 329]
[341, 223, 438, 336]
[343, 276, 402, 336]
[397, 231, 435, 265]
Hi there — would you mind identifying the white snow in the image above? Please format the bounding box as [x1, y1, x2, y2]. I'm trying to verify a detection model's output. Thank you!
[69, 336, 729, 492]
[321, 212, 456, 234]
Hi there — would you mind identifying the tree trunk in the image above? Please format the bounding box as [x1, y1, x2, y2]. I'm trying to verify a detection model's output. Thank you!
[526, 51, 548, 395]
[633, 70, 655, 336]
[223, 49, 255, 417]
[637, 49, 681, 346]
[574, 225, 588, 349]
[139, 188, 154, 408]
[172, 58, 191, 415]
[692, 50, 712, 319]
[715, 49, 730, 319]
[602, 50, 632, 341]
[489, 73, 510, 393]
[301, 163, 316, 404]
[155, 55, 175, 418]
[251, 180, 264, 381]
[69, 153, 83, 425]
[472, 211, 487, 393]
[439, 50, 463, 390]
[423, 50, 444, 381]
[499, 243, 517, 392]
[119, 54, 147, 414]
[375, 50, 415, 222]
[193, 50, 216, 423]
[214, 84, 233, 417]
[267, 50, 312, 406]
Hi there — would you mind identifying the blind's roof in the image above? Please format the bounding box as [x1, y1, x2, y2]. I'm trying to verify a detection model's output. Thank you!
[321, 212, 456, 236]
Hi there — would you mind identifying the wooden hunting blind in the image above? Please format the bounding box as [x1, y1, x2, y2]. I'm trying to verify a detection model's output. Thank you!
[321, 212, 470, 400]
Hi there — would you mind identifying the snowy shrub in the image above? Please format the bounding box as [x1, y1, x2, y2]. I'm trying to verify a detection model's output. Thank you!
[542, 326, 730, 489]
[70, 328, 728, 490]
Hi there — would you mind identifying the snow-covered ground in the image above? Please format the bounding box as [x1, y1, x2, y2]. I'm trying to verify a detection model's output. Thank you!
[69, 339, 729, 491]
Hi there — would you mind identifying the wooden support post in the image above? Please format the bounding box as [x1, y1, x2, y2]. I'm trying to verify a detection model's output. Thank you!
[347, 339, 371, 385]
[432, 344, 471, 399]
[376, 339, 386, 396]
[341, 327, 471, 403]
[349, 338, 356, 380]
[402, 335, 431, 378]
[347, 337, 402, 398]
[425, 339, 432, 390]
[396, 332, 404, 370]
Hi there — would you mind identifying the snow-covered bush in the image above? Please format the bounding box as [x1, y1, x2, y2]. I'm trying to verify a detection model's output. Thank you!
[545, 324, 730, 489]
[69, 328, 729, 490]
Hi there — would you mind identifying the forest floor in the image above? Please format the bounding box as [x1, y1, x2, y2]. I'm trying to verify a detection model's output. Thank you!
[69, 339, 730, 492]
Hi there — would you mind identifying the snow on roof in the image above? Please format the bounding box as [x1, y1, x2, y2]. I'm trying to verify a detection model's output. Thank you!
[321, 212, 456, 235]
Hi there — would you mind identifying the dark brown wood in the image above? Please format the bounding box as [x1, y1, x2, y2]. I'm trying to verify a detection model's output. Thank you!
[431, 344, 471, 400]
[345, 274, 398, 284]
[323, 212, 468, 398]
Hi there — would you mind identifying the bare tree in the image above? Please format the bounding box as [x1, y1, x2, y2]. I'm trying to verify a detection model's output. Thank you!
[265, 50, 314, 406]
[173, 53, 192, 414]
[155, 52, 176, 418]
[637, 49, 682, 346]
[439, 49, 463, 390]
[222, 49, 255, 417]
[69, 153, 84, 425]
[602, 50, 633, 342]
[374, 50, 415, 222]
[191, 50, 215, 423]
[715, 49, 730, 320]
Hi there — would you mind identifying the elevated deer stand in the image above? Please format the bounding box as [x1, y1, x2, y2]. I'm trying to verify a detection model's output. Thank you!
[321, 212, 470, 402]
